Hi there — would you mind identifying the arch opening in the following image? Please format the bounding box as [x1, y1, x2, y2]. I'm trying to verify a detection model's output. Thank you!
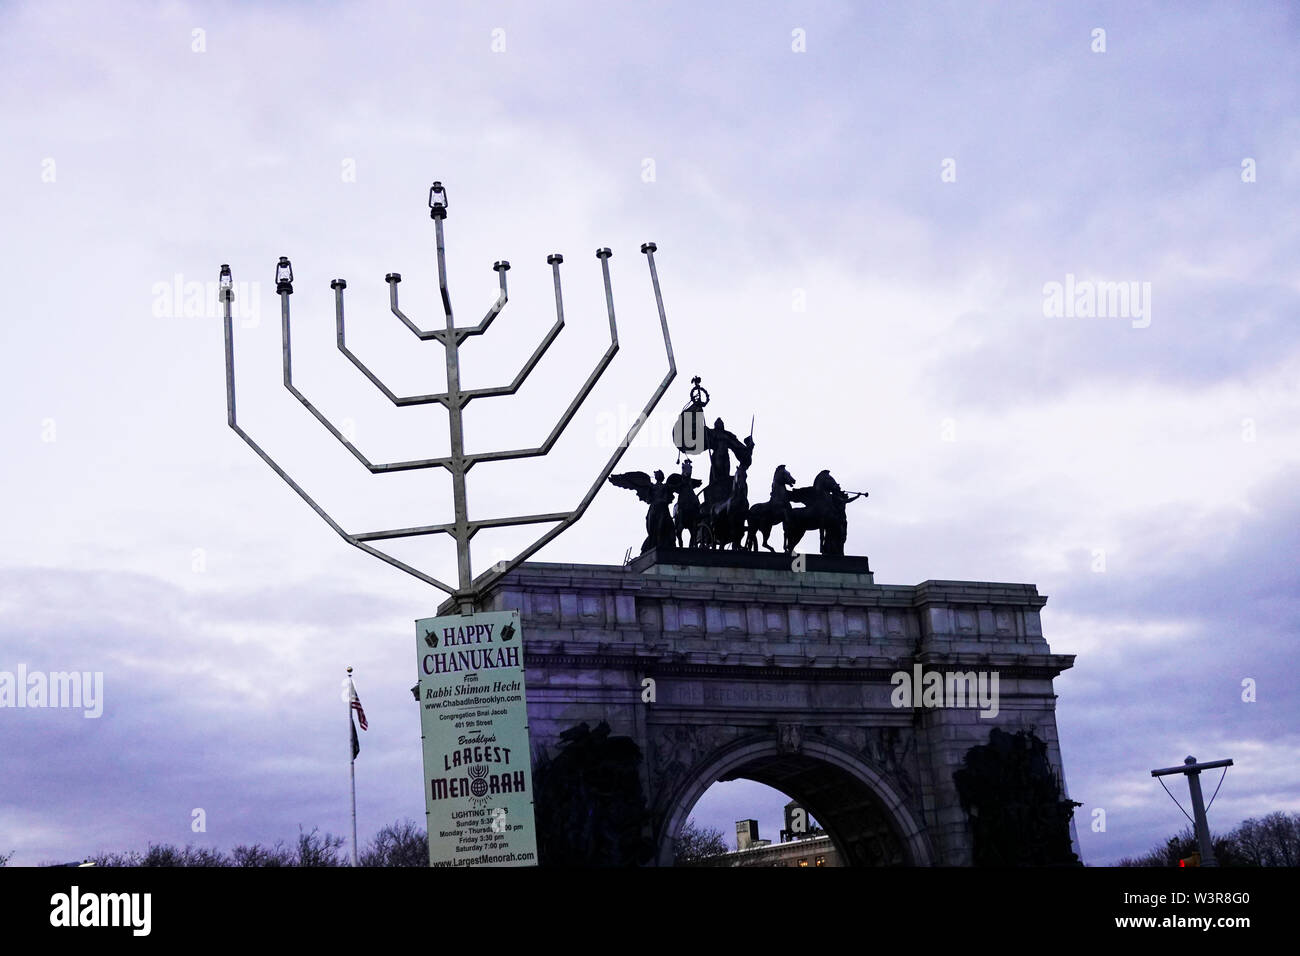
[656, 736, 931, 867]
[677, 778, 838, 866]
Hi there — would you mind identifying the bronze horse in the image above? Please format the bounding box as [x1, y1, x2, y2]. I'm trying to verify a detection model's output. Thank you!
[783, 470, 865, 557]
[744, 464, 796, 552]
[700, 463, 749, 550]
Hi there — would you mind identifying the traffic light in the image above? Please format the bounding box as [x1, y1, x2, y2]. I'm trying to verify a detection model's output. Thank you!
[1179, 853, 1201, 867]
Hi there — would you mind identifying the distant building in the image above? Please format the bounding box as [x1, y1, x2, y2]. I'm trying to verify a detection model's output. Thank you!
[694, 803, 842, 867]
[736, 819, 767, 850]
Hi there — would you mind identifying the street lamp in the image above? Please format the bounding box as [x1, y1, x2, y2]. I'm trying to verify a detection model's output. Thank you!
[428, 181, 448, 220]
[219, 264, 233, 302]
[275, 256, 294, 294]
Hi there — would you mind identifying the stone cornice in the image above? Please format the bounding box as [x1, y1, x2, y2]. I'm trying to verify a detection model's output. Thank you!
[448, 561, 1052, 615]
[522, 648, 1076, 681]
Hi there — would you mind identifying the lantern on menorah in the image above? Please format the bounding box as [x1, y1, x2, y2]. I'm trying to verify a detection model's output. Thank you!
[428, 181, 448, 219]
[274, 256, 293, 294]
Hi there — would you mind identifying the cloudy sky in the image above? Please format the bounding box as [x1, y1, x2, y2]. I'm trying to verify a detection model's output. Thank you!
[1, 0, 1297, 866]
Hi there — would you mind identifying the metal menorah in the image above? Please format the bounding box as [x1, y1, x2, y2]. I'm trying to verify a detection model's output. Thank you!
[220, 182, 676, 612]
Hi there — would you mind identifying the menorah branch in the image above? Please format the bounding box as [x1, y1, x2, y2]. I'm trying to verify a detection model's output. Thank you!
[456, 261, 510, 340]
[353, 509, 575, 545]
[221, 290, 458, 595]
[280, 289, 452, 475]
[465, 249, 619, 467]
[386, 274, 441, 341]
[332, 280, 449, 408]
[460, 264, 563, 406]
[353, 521, 455, 542]
[465, 243, 675, 596]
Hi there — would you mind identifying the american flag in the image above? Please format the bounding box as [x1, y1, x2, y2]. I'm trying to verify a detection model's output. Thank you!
[349, 677, 368, 731]
[348, 676, 367, 761]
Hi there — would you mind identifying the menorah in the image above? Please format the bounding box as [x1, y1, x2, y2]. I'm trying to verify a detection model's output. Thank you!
[220, 182, 676, 612]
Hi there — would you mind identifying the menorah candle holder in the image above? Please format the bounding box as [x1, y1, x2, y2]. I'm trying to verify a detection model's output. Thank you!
[221, 183, 676, 612]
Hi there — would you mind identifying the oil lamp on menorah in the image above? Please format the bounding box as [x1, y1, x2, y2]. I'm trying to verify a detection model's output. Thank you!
[219, 181, 677, 614]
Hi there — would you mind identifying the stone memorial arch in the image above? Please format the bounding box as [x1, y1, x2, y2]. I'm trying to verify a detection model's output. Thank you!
[449, 549, 1079, 866]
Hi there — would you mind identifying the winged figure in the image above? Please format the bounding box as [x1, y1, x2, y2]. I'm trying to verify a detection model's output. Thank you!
[608, 469, 692, 552]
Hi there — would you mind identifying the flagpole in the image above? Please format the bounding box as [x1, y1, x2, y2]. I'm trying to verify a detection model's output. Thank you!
[347, 666, 359, 867]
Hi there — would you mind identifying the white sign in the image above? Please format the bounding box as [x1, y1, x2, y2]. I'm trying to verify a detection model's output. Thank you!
[415, 609, 538, 867]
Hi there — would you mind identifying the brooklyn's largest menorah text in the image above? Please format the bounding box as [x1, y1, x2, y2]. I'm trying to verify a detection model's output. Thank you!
[220, 182, 676, 612]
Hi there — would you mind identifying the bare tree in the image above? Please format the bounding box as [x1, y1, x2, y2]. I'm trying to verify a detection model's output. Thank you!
[361, 819, 427, 867]
[87, 825, 347, 867]
[1234, 812, 1300, 867]
[1115, 827, 1239, 867]
[89, 844, 233, 867]
[1116, 813, 1300, 867]
[230, 842, 290, 867]
[674, 818, 730, 865]
[292, 826, 347, 866]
